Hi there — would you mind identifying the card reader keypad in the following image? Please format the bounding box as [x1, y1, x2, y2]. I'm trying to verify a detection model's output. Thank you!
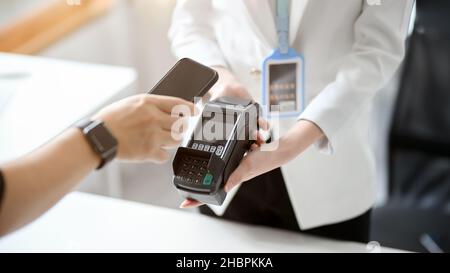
[177, 155, 211, 186]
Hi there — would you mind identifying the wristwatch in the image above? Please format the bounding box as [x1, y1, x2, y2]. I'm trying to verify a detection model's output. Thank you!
[75, 119, 118, 169]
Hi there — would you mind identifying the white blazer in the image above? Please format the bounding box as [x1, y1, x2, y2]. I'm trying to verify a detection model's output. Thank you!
[169, 0, 414, 229]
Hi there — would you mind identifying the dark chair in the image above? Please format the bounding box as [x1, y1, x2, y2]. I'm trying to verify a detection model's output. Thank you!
[370, 0, 450, 253]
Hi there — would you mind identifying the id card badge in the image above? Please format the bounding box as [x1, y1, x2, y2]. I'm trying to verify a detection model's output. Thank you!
[262, 48, 305, 118]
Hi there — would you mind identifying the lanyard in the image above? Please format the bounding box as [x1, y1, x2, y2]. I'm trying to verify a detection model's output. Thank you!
[276, 0, 290, 54]
[263, 0, 304, 118]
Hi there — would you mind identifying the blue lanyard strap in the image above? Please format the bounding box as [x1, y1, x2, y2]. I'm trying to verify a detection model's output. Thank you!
[276, 0, 290, 54]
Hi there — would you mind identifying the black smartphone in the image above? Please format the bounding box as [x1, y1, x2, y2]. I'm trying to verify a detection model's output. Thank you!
[148, 58, 218, 101]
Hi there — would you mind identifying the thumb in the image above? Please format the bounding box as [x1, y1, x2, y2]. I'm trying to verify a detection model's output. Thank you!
[224, 162, 247, 192]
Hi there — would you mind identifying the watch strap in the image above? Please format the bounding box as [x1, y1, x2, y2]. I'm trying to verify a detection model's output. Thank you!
[75, 119, 117, 170]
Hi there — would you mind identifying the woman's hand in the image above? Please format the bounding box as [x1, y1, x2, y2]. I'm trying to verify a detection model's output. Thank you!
[225, 120, 324, 190]
[93, 94, 195, 163]
[180, 120, 324, 209]
[209, 66, 253, 100]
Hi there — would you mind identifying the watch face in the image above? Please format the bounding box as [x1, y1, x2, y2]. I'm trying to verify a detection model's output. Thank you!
[87, 124, 118, 154]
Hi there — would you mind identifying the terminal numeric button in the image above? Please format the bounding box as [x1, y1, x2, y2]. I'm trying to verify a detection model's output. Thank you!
[183, 156, 192, 163]
[216, 145, 224, 156]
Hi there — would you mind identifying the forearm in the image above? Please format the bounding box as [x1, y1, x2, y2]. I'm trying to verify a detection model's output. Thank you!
[169, 0, 228, 69]
[0, 128, 99, 235]
[222, 119, 325, 193]
[276, 120, 324, 165]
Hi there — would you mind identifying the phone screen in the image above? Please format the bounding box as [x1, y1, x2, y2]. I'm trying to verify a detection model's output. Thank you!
[148, 58, 218, 102]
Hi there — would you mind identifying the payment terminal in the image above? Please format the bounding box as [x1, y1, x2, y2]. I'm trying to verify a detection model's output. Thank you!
[172, 97, 260, 205]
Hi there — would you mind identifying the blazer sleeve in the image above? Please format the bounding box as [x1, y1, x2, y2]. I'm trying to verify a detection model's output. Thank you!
[298, 0, 415, 154]
[168, 0, 228, 68]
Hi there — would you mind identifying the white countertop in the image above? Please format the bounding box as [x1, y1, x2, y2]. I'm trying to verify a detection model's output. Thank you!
[0, 53, 137, 162]
[0, 192, 404, 253]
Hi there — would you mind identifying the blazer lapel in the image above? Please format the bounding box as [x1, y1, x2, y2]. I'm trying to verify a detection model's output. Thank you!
[241, 0, 310, 48]
[290, 0, 310, 44]
[241, 0, 277, 49]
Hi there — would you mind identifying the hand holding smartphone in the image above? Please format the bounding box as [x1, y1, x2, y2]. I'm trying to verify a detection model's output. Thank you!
[148, 58, 218, 102]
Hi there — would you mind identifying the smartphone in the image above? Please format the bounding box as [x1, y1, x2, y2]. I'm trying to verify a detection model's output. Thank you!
[148, 58, 218, 101]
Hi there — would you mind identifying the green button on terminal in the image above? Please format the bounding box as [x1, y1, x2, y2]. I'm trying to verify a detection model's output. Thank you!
[203, 173, 213, 186]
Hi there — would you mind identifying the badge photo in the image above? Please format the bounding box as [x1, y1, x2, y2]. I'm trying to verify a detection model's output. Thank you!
[262, 48, 305, 118]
